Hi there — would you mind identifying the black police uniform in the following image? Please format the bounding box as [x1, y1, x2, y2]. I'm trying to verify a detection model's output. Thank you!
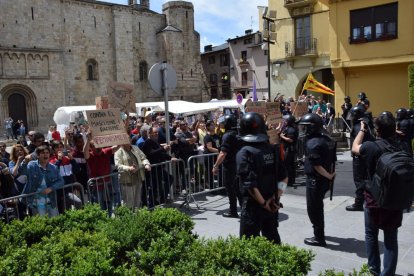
[348, 116, 375, 210]
[237, 142, 287, 244]
[282, 125, 298, 186]
[220, 129, 242, 215]
[397, 118, 413, 156]
[304, 133, 336, 244]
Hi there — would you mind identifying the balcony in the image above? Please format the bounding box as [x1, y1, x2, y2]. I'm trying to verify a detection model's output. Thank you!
[285, 37, 318, 58]
[284, 0, 317, 8]
[231, 80, 252, 89]
[238, 59, 250, 67]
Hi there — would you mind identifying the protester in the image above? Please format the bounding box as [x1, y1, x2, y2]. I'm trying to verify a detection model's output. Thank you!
[0, 142, 10, 165]
[142, 126, 177, 207]
[83, 131, 119, 212]
[21, 145, 64, 217]
[8, 144, 29, 194]
[114, 142, 151, 210]
[4, 117, 13, 140]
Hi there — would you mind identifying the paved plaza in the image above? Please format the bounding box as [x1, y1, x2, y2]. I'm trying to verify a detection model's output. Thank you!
[182, 151, 414, 276]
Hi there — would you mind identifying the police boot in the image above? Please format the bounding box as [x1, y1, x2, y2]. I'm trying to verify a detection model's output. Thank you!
[345, 202, 363, 212]
[304, 237, 327, 247]
[222, 211, 239, 218]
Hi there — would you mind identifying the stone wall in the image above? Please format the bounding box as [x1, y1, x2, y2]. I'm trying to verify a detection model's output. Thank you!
[0, 0, 208, 133]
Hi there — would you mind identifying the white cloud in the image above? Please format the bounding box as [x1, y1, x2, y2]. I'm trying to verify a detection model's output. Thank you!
[105, 0, 268, 48]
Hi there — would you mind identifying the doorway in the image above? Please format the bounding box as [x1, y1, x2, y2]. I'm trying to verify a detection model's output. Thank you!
[8, 93, 28, 130]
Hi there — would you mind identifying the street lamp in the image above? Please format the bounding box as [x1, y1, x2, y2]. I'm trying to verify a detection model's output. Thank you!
[262, 7, 275, 101]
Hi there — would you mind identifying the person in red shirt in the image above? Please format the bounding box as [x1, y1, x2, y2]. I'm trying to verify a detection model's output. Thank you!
[51, 125, 61, 141]
[83, 131, 120, 213]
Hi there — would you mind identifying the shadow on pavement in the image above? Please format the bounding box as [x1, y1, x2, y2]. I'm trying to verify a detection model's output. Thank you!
[324, 236, 383, 258]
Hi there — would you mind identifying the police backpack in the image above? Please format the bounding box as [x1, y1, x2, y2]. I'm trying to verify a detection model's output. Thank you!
[366, 140, 414, 210]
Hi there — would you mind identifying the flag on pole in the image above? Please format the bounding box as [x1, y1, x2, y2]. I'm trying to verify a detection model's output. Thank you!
[252, 76, 258, 102]
[302, 73, 335, 95]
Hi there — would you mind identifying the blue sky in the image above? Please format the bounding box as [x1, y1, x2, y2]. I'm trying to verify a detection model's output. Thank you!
[106, 0, 268, 51]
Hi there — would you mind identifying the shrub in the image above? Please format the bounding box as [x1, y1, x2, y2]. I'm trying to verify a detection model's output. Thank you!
[319, 264, 372, 276]
[408, 64, 414, 108]
[152, 236, 314, 276]
[0, 205, 315, 275]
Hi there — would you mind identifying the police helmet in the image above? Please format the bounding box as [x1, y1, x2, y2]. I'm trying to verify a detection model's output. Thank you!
[350, 106, 366, 122]
[344, 96, 351, 102]
[358, 92, 367, 100]
[407, 108, 414, 118]
[380, 111, 394, 118]
[239, 112, 268, 143]
[223, 114, 237, 131]
[283, 114, 296, 126]
[298, 113, 323, 136]
[395, 108, 407, 120]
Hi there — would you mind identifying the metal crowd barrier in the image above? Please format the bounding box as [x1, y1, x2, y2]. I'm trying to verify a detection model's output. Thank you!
[183, 152, 225, 208]
[0, 182, 85, 223]
[86, 159, 187, 213]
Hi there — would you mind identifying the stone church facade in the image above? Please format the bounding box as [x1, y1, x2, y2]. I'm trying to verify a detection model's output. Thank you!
[0, 0, 208, 132]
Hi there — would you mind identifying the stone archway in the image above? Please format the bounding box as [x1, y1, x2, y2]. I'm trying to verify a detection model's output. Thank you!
[0, 84, 38, 130]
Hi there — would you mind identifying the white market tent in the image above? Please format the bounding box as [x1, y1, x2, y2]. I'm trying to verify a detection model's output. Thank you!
[53, 99, 246, 133]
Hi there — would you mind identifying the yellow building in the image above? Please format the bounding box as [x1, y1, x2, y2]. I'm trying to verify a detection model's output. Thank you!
[329, 0, 414, 116]
[261, 0, 334, 104]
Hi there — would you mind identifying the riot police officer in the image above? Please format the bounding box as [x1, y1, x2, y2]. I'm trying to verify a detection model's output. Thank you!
[346, 106, 375, 211]
[298, 113, 336, 247]
[356, 92, 367, 106]
[280, 114, 299, 186]
[341, 96, 352, 132]
[212, 114, 242, 218]
[236, 112, 288, 244]
[395, 108, 413, 156]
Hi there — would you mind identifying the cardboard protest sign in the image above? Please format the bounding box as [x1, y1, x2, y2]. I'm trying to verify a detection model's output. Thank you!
[84, 108, 130, 148]
[266, 102, 283, 126]
[245, 101, 266, 115]
[291, 102, 308, 118]
[95, 96, 109, 110]
[267, 129, 280, 145]
[107, 81, 135, 114]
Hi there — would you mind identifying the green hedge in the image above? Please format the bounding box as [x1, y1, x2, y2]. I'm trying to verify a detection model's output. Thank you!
[0, 205, 316, 275]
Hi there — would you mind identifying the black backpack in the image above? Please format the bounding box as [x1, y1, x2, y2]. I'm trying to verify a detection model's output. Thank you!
[365, 140, 414, 210]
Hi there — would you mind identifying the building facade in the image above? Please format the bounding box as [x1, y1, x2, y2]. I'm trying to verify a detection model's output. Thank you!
[228, 30, 269, 101]
[329, 0, 414, 115]
[200, 43, 231, 100]
[262, 0, 334, 103]
[0, 0, 208, 132]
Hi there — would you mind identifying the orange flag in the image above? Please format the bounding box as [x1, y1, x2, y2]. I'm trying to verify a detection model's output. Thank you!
[302, 73, 335, 95]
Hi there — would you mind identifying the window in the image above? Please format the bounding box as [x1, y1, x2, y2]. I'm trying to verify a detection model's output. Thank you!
[241, 72, 248, 86]
[294, 16, 311, 55]
[220, 54, 229, 66]
[350, 2, 398, 43]
[210, 74, 217, 85]
[208, 56, 215, 64]
[244, 37, 252, 44]
[86, 59, 98, 80]
[139, 61, 148, 81]
[241, 51, 247, 62]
